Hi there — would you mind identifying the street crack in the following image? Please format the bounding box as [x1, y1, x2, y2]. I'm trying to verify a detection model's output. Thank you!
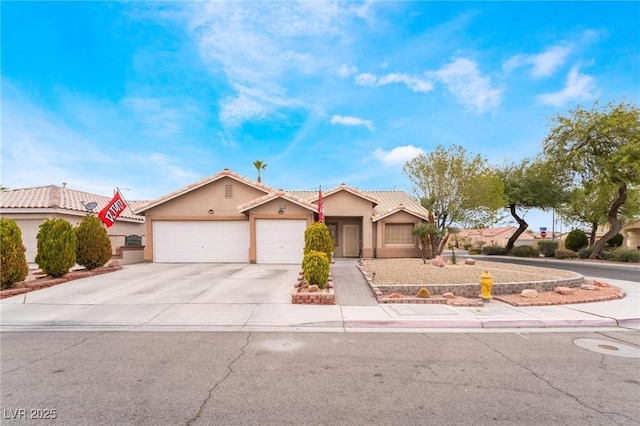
[186, 332, 251, 426]
[469, 334, 636, 425]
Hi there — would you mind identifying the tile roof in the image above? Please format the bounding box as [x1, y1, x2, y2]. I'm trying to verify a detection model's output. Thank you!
[288, 188, 429, 220]
[135, 168, 273, 214]
[237, 190, 319, 213]
[0, 185, 146, 221]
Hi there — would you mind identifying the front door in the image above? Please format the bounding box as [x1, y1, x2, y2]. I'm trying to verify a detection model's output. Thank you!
[343, 224, 359, 257]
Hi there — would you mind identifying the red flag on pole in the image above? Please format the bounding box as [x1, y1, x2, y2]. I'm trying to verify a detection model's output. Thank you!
[317, 186, 325, 223]
[98, 191, 127, 228]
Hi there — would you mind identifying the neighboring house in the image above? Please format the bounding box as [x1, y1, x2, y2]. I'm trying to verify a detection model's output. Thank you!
[134, 168, 430, 264]
[457, 226, 536, 248]
[0, 184, 146, 263]
[621, 219, 640, 250]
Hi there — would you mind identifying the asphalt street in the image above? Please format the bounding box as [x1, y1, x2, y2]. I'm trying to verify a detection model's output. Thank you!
[473, 255, 640, 282]
[2, 331, 639, 426]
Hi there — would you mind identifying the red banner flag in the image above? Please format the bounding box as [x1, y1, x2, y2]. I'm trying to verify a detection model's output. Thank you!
[98, 191, 127, 228]
[317, 186, 325, 223]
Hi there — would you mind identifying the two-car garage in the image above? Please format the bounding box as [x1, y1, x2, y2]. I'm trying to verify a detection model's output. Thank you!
[152, 219, 306, 264]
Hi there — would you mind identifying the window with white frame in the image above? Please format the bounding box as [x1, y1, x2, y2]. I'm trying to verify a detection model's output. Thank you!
[385, 223, 414, 245]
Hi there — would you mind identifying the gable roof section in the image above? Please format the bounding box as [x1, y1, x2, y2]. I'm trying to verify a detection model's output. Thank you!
[0, 185, 145, 221]
[135, 168, 272, 214]
[237, 190, 319, 213]
[369, 191, 430, 222]
[309, 183, 380, 205]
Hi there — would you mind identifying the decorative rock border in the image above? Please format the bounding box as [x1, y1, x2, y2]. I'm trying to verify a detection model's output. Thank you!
[0, 263, 123, 300]
[292, 271, 335, 305]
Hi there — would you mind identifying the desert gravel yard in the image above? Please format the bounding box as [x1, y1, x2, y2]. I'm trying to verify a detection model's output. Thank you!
[359, 258, 578, 285]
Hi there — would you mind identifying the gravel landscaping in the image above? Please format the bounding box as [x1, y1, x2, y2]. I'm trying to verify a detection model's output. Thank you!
[358, 258, 577, 285]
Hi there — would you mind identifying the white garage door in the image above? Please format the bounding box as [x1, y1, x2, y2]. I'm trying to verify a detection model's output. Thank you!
[256, 219, 307, 264]
[153, 221, 249, 263]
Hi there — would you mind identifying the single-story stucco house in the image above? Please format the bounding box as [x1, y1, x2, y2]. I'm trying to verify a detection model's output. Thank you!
[134, 168, 430, 264]
[456, 226, 536, 248]
[0, 184, 147, 263]
[620, 219, 640, 250]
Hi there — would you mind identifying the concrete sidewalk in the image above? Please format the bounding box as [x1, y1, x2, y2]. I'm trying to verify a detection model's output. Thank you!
[0, 262, 638, 333]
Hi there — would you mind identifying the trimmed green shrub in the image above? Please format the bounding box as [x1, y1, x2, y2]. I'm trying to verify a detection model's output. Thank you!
[605, 233, 624, 248]
[468, 248, 481, 255]
[481, 246, 507, 255]
[510, 245, 539, 258]
[554, 248, 578, 259]
[75, 216, 112, 270]
[578, 247, 593, 259]
[0, 218, 29, 289]
[564, 229, 588, 252]
[304, 222, 333, 263]
[599, 251, 615, 261]
[609, 248, 640, 263]
[537, 239, 559, 257]
[35, 218, 76, 277]
[302, 250, 330, 288]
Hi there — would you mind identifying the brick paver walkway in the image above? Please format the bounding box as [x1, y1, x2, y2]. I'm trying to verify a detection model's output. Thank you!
[331, 259, 378, 306]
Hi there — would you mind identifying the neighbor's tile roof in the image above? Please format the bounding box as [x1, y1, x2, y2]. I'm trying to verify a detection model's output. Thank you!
[0, 185, 146, 221]
[136, 168, 273, 214]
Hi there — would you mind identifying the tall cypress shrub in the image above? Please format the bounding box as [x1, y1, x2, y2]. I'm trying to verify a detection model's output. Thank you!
[304, 222, 333, 263]
[75, 216, 112, 270]
[35, 218, 76, 277]
[0, 218, 29, 289]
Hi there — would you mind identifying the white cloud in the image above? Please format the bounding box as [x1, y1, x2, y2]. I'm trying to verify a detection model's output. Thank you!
[122, 96, 200, 137]
[504, 44, 572, 78]
[355, 72, 434, 93]
[337, 64, 358, 78]
[373, 145, 424, 166]
[431, 58, 502, 112]
[187, 2, 366, 129]
[330, 114, 374, 131]
[537, 65, 598, 107]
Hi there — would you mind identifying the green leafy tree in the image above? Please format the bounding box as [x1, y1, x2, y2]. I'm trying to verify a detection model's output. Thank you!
[543, 101, 640, 258]
[403, 144, 504, 254]
[75, 216, 112, 270]
[559, 182, 639, 247]
[564, 229, 589, 252]
[1, 218, 29, 289]
[497, 159, 568, 254]
[35, 218, 76, 277]
[253, 160, 267, 183]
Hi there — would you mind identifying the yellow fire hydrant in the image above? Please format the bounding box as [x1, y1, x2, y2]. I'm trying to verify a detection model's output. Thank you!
[479, 270, 494, 301]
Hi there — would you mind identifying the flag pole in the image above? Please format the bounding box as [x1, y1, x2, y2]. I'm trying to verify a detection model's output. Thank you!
[116, 187, 136, 216]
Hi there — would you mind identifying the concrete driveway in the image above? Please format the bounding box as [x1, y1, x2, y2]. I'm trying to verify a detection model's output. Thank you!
[0, 263, 346, 330]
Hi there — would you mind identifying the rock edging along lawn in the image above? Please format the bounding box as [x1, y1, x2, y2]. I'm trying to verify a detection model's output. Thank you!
[0, 263, 123, 300]
[292, 271, 335, 305]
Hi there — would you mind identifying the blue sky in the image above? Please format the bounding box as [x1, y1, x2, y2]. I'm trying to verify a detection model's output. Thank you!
[2, 1, 638, 232]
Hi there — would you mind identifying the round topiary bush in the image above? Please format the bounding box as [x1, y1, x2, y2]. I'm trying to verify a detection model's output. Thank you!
[510, 245, 539, 258]
[481, 246, 507, 255]
[565, 229, 588, 252]
[304, 222, 334, 263]
[35, 218, 76, 277]
[1, 218, 29, 289]
[416, 288, 431, 298]
[605, 233, 624, 248]
[75, 216, 112, 270]
[302, 250, 329, 288]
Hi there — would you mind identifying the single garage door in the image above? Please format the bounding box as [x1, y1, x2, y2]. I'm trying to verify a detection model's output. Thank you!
[153, 221, 249, 263]
[256, 219, 307, 264]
